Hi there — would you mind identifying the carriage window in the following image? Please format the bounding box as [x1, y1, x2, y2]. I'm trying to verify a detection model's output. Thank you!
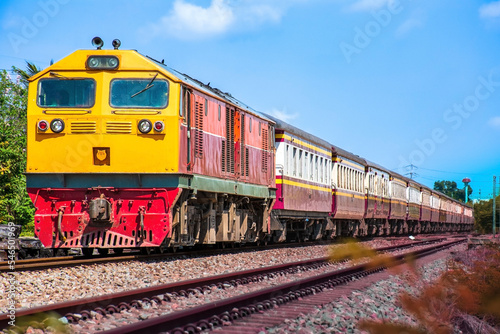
[37, 78, 96, 108]
[284, 144, 289, 174]
[298, 150, 303, 178]
[110, 78, 169, 108]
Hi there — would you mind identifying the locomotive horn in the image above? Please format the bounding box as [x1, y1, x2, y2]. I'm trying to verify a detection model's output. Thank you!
[112, 39, 121, 50]
[91, 36, 104, 50]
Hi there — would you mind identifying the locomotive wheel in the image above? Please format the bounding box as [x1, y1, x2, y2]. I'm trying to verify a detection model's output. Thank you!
[82, 248, 94, 257]
[98, 248, 109, 256]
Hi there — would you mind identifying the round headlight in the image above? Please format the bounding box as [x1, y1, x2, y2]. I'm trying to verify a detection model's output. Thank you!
[50, 119, 65, 133]
[107, 57, 118, 68]
[37, 120, 48, 132]
[88, 57, 100, 68]
[153, 121, 164, 132]
[138, 119, 152, 134]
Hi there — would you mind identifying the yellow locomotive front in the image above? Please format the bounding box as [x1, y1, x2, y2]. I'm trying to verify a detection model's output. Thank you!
[26, 40, 184, 254]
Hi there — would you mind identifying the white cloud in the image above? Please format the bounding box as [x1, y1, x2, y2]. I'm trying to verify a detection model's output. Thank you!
[395, 18, 423, 37]
[145, 0, 292, 40]
[488, 116, 500, 129]
[268, 108, 298, 123]
[349, 0, 394, 12]
[153, 0, 235, 39]
[479, 1, 500, 19]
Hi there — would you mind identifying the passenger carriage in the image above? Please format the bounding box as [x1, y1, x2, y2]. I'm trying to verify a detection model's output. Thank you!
[388, 173, 409, 234]
[420, 186, 432, 233]
[331, 147, 366, 236]
[364, 162, 390, 236]
[406, 180, 422, 233]
[429, 191, 441, 231]
[266, 115, 334, 242]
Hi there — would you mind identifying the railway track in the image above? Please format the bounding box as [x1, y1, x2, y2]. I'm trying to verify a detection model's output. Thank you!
[0, 236, 450, 273]
[101, 238, 464, 334]
[0, 237, 454, 332]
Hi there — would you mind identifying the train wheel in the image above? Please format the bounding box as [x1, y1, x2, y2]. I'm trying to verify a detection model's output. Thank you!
[158, 245, 165, 254]
[98, 248, 109, 256]
[82, 248, 94, 257]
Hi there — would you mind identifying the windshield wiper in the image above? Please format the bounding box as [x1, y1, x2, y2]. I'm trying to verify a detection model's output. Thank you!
[131, 74, 158, 98]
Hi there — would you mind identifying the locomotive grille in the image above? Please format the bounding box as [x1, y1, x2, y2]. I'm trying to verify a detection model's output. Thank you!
[224, 107, 235, 174]
[222, 140, 226, 173]
[194, 101, 204, 157]
[106, 121, 132, 133]
[262, 126, 268, 172]
[245, 147, 249, 177]
[70, 121, 96, 133]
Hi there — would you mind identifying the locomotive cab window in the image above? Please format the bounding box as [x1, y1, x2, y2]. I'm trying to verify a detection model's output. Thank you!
[110, 78, 169, 108]
[37, 78, 96, 108]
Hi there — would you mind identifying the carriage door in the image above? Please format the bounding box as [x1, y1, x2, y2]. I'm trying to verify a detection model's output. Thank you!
[182, 87, 193, 170]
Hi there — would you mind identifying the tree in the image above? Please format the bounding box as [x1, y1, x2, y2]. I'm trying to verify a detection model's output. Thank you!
[434, 180, 473, 203]
[473, 197, 499, 233]
[13, 61, 42, 87]
[0, 64, 37, 234]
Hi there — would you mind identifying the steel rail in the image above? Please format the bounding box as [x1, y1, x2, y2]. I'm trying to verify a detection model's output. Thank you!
[0, 237, 446, 330]
[0, 237, 444, 272]
[99, 238, 465, 334]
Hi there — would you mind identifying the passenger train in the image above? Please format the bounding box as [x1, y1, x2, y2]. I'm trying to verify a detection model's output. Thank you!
[25, 38, 473, 254]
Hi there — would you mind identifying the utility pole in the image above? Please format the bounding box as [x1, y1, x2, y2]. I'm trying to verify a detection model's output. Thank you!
[494, 176, 496, 235]
[405, 164, 418, 179]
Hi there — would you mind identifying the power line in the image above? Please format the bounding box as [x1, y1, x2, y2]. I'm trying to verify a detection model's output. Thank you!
[417, 167, 486, 176]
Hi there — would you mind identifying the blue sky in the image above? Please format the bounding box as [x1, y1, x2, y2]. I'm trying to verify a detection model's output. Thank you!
[1, 0, 499, 200]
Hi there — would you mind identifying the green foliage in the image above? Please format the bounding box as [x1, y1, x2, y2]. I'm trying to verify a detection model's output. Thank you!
[13, 61, 42, 88]
[0, 68, 34, 234]
[434, 180, 472, 203]
[473, 197, 499, 233]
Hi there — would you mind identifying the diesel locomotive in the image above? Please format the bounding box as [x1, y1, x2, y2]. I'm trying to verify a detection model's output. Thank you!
[25, 38, 473, 254]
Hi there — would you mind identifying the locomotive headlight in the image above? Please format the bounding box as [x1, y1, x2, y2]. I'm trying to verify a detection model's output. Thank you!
[153, 121, 164, 132]
[107, 57, 118, 68]
[86, 56, 119, 70]
[88, 57, 100, 68]
[50, 118, 65, 133]
[138, 119, 152, 134]
[37, 120, 48, 132]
